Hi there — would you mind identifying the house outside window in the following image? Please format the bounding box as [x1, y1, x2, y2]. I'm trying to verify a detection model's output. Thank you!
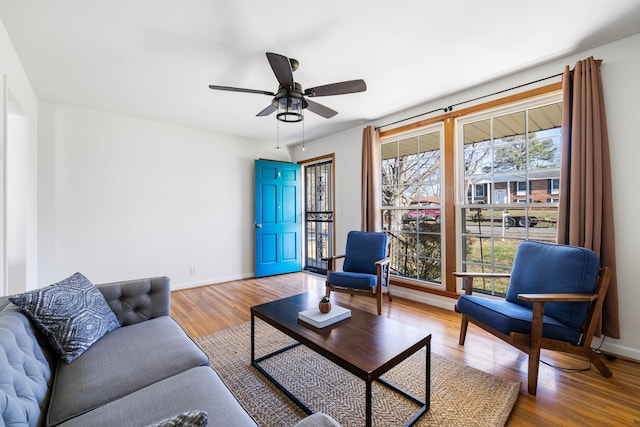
[380, 125, 444, 287]
[457, 94, 562, 296]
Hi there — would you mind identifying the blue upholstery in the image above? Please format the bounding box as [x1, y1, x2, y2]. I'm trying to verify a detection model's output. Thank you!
[506, 241, 600, 328]
[457, 241, 601, 345]
[457, 294, 582, 344]
[343, 231, 388, 275]
[327, 271, 379, 290]
[328, 231, 388, 290]
[0, 306, 55, 427]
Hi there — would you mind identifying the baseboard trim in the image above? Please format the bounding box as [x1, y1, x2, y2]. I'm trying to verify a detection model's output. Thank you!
[391, 286, 457, 311]
[171, 273, 254, 291]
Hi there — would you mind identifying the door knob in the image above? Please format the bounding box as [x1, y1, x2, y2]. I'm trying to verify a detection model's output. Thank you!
[255, 224, 262, 228]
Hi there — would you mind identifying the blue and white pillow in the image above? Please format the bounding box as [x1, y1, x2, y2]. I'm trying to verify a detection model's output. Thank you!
[9, 272, 120, 363]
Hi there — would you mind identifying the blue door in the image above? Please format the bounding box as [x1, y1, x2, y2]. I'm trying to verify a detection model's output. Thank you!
[255, 160, 302, 277]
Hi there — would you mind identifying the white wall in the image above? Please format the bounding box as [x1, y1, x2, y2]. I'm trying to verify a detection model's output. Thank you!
[37, 102, 289, 288]
[0, 19, 38, 295]
[293, 33, 640, 360]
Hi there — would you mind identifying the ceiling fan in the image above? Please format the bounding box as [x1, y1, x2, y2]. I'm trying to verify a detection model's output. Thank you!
[208, 52, 366, 122]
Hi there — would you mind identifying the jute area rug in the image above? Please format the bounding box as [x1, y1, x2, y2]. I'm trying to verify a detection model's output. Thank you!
[195, 320, 520, 427]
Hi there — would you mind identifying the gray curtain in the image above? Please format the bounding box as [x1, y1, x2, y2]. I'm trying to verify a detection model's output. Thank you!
[558, 56, 619, 338]
[361, 125, 381, 231]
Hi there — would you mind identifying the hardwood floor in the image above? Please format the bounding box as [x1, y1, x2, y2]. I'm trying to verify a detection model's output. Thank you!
[171, 272, 640, 426]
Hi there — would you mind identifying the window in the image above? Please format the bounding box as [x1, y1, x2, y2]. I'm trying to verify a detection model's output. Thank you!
[378, 83, 562, 294]
[550, 178, 560, 194]
[457, 95, 562, 296]
[381, 126, 443, 286]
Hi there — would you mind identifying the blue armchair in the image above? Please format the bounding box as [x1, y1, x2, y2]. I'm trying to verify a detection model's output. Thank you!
[454, 240, 612, 395]
[324, 231, 392, 315]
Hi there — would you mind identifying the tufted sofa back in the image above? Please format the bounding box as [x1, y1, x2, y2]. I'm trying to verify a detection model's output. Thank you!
[0, 298, 57, 427]
[97, 276, 170, 326]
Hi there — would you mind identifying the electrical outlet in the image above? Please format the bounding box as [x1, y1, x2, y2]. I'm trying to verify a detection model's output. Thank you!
[189, 267, 197, 276]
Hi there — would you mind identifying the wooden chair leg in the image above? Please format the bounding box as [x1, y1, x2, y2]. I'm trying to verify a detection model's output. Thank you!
[376, 289, 382, 315]
[587, 349, 613, 378]
[528, 346, 541, 395]
[527, 302, 545, 395]
[325, 287, 331, 298]
[386, 287, 393, 302]
[459, 314, 469, 345]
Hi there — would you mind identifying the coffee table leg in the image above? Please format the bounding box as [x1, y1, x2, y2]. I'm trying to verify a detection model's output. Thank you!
[425, 341, 431, 411]
[366, 380, 372, 427]
[251, 314, 255, 363]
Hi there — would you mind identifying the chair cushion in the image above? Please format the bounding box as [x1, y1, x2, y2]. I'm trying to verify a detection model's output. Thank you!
[343, 231, 387, 275]
[328, 271, 378, 290]
[457, 294, 582, 344]
[506, 241, 600, 329]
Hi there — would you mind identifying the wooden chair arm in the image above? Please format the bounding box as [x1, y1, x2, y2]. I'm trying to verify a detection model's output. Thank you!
[321, 254, 345, 262]
[453, 272, 511, 295]
[374, 257, 390, 266]
[322, 254, 345, 274]
[518, 293, 599, 303]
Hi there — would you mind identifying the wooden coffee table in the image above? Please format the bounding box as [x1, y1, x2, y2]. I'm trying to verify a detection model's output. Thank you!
[250, 292, 431, 427]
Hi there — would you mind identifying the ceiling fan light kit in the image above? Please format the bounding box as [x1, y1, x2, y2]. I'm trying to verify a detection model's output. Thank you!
[209, 52, 366, 123]
[276, 87, 306, 123]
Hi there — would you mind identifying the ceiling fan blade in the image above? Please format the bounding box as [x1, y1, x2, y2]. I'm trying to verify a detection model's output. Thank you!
[256, 104, 277, 117]
[304, 79, 366, 97]
[306, 99, 338, 118]
[266, 52, 294, 88]
[208, 85, 274, 96]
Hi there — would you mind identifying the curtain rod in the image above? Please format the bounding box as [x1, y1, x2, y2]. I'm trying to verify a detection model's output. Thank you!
[375, 71, 564, 130]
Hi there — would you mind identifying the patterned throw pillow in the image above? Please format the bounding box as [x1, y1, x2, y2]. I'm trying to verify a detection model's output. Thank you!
[149, 411, 209, 427]
[9, 272, 120, 363]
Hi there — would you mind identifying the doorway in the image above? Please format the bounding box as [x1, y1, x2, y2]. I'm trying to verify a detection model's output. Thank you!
[302, 157, 334, 275]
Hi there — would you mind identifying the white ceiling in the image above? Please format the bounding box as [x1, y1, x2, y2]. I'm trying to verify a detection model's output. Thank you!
[1, 1, 639, 146]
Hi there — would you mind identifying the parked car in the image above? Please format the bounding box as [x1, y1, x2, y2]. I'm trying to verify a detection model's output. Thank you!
[402, 202, 441, 224]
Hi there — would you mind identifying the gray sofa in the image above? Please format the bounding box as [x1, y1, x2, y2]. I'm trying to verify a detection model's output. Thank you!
[0, 276, 257, 427]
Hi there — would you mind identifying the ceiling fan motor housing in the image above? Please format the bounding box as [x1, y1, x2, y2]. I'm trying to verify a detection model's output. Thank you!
[273, 83, 308, 122]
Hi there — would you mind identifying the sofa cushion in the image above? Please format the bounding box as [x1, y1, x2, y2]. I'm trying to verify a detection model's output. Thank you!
[9, 272, 120, 363]
[47, 316, 211, 426]
[0, 310, 54, 427]
[56, 367, 257, 427]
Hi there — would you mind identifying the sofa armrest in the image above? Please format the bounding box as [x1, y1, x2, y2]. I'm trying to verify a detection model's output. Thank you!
[97, 276, 170, 326]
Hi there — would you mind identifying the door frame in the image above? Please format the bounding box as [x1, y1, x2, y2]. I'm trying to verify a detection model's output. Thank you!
[299, 154, 336, 275]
